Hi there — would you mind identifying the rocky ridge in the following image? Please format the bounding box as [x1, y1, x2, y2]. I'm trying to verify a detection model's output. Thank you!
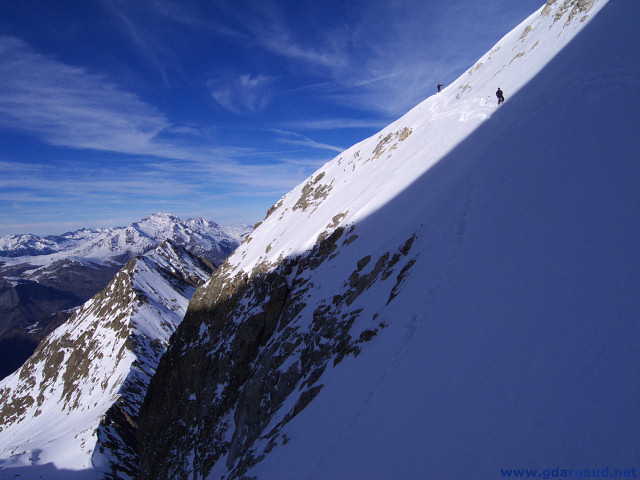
[0, 240, 212, 478]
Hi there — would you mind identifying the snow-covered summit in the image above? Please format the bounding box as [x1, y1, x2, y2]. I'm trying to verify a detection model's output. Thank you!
[0, 213, 251, 385]
[0, 234, 62, 258]
[0, 213, 252, 265]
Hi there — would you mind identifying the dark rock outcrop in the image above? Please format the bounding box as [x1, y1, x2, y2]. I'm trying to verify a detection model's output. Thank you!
[137, 227, 417, 479]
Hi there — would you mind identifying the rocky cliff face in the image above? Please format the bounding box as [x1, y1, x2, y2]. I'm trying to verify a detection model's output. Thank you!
[138, 224, 418, 478]
[134, 0, 640, 478]
[0, 241, 212, 478]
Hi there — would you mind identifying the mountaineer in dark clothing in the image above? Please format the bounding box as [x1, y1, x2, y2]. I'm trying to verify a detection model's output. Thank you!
[437, 83, 443, 93]
[496, 87, 505, 105]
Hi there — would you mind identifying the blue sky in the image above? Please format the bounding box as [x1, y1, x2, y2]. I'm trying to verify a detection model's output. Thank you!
[0, 0, 543, 236]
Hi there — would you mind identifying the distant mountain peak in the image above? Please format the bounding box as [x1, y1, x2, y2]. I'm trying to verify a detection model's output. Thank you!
[0, 213, 253, 265]
[133, 211, 182, 227]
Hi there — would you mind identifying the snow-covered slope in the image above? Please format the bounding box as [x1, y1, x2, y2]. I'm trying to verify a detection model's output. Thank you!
[0, 241, 211, 479]
[137, 1, 639, 478]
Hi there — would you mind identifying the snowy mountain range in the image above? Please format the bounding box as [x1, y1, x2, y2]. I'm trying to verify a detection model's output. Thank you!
[1, 0, 638, 478]
[0, 213, 251, 380]
[0, 212, 251, 265]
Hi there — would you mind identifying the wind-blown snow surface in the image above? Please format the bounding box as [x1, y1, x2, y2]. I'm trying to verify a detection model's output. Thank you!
[138, 0, 638, 478]
[0, 241, 211, 479]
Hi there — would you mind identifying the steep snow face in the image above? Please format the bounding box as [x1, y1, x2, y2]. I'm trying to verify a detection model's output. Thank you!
[0, 241, 211, 478]
[227, 0, 611, 277]
[137, 0, 639, 479]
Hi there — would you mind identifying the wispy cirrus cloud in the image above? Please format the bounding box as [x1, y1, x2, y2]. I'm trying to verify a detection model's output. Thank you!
[281, 118, 388, 131]
[100, 0, 247, 79]
[272, 130, 344, 153]
[0, 36, 312, 166]
[0, 35, 169, 154]
[232, 4, 433, 116]
[208, 73, 277, 115]
[259, 27, 348, 71]
[236, 1, 349, 71]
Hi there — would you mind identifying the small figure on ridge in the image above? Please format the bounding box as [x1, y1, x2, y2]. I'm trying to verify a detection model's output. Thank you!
[437, 83, 443, 93]
[496, 87, 505, 105]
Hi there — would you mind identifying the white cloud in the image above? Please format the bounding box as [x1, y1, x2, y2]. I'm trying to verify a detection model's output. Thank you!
[208, 73, 276, 114]
[0, 36, 305, 170]
[0, 36, 169, 154]
[260, 28, 347, 70]
[282, 118, 388, 131]
[270, 130, 344, 153]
